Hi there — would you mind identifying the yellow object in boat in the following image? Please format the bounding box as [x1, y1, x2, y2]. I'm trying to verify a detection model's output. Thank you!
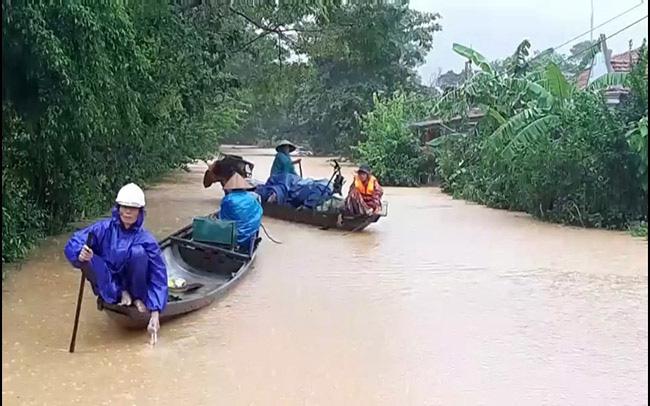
[168, 277, 187, 289]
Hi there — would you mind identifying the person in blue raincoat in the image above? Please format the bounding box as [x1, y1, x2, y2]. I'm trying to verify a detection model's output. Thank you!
[64, 183, 167, 337]
[270, 140, 301, 177]
[219, 173, 263, 253]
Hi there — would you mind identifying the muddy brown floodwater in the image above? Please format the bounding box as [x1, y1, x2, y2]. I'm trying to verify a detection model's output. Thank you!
[2, 147, 648, 405]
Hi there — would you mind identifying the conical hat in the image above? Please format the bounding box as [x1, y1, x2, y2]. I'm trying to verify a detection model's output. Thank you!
[275, 139, 297, 152]
[223, 172, 254, 191]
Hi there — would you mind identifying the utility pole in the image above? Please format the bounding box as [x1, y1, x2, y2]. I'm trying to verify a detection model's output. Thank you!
[590, 0, 595, 42]
[629, 39, 634, 67]
[600, 33, 614, 73]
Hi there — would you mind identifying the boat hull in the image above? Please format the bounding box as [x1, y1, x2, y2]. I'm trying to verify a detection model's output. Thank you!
[99, 224, 258, 329]
[261, 201, 380, 232]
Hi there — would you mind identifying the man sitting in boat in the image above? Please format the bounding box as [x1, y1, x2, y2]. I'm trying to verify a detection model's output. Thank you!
[344, 165, 384, 215]
[270, 140, 301, 177]
[64, 183, 168, 337]
[219, 173, 263, 253]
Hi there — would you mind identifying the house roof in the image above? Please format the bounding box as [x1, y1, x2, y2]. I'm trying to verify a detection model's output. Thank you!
[611, 49, 641, 72]
[577, 48, 641, 89]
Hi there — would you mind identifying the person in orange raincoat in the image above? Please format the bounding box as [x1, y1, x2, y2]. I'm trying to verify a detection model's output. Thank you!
[344, 164, 383, 215]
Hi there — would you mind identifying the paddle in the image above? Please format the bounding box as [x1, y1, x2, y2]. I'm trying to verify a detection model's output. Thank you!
[69, 232, 94, 353]
[341, 220, 372, 236]
[298, 160, 303, 178]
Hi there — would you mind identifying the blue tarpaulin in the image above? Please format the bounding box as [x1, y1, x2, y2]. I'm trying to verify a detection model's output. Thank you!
[255, 173, 333, 209]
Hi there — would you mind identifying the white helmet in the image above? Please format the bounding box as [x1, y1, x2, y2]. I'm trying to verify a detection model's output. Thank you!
[115, 183, 146, 208]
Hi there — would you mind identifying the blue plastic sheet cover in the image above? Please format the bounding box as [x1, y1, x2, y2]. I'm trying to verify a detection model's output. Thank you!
[255, 173, 333, 209]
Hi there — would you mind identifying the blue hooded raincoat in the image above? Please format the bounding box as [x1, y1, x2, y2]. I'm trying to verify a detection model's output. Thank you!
[219, 191, 262, 251]
[64, 207, 168, 312]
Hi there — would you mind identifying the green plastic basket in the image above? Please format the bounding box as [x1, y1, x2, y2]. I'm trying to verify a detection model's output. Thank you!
[192, 216, 237, 248]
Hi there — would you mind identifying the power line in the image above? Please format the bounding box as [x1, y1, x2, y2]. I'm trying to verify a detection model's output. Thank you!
[553, 1, 645, 51]
[605, 13, 648, 42]
[571, 14, 648, 59]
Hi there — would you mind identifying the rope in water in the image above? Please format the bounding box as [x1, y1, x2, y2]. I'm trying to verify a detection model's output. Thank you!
[260, 223, 283, 244]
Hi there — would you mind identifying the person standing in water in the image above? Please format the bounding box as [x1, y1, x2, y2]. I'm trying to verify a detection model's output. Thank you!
[270, 140, 302, 177]
[64, 183, 167, 338]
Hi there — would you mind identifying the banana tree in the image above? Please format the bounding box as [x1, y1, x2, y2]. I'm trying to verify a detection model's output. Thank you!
[489, 61, 575, 156]
[627, 116, 648, 192]
[448, 40, 640, 157]
[452, 43, 494, 74]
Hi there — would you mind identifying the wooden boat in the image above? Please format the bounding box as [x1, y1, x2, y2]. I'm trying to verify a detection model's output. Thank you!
[98, 222, 260, 329]
[261, 201, 382, 232]
[205, 155, 384, 232]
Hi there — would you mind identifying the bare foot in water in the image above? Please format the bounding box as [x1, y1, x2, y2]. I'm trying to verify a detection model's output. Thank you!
[119, 290, 132, 306]
[133, 299, 147, 313]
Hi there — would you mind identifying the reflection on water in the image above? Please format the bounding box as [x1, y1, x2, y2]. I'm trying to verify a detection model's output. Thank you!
[2, 147, 648, 405]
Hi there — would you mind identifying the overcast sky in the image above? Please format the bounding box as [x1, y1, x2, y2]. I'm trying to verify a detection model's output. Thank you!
[410, 0, 648, 84]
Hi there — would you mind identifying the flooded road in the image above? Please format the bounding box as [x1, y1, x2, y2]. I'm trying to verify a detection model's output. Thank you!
[2, 147, 648, 405]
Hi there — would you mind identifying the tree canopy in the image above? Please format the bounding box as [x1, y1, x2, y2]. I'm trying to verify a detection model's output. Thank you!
[2, 0, 442, 262]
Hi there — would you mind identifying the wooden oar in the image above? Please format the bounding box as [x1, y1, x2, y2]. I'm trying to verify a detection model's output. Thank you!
[341, 220, 372, 236]
[69, 232, 94, 353]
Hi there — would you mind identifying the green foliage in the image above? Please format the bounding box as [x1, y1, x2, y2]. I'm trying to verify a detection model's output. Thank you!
[289, 2, 441, 154]
[588, 72, 629, 90]
[490, 40, 595, 79]
[567, 40, 599, 71]
[508, 39, 532, 77]
[452, 43, 493, 74]
[222, 1, 441, 153]
[436, 69, 466, 90]
[621, 43, 648, 119]
[2, 106, 46, 263]
[543, 62, 572, 99]
[222, 35, 315, 144]
[629, 221, 648, 239]
[354, 92, 435, 186]
[1, 1, 249, 263]
[626, 117, 648, 193]
[431, 40, 648, 229]
[3, 0, 434, 263]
